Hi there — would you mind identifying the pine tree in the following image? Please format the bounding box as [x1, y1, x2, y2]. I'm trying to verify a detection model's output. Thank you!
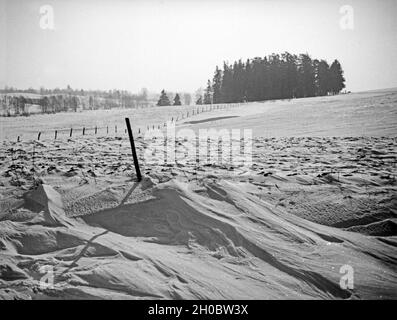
[244, 59, 254, 101]
[315, 60, 331, 96]
[250, 57, 266, 101]
[329, 60, 346, 94]
[297, 54, 316, 98]
[212, 66, 222, 104]
[221, 62, 233, 103]
[269, 54, 282, 99]
[204, 80, 212, 104]
[281, 52, 298, 99]
[233, 59, 245, 102]
[173, 93, 182, 106]
[157, 89, 171, 106]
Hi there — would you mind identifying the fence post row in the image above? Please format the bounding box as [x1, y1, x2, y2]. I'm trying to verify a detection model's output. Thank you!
[18, 101, 246, 142]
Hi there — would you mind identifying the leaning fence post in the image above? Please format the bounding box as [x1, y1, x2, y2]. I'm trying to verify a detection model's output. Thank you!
[125, 118, 142, 182]
[37, 132, 41, 140]
[70, 128, 73, 137]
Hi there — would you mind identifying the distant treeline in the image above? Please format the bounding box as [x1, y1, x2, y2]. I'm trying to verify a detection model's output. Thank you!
[0, 86, 153, 116]
[200, 52, 346, 104]
[0, 85, 149, 102]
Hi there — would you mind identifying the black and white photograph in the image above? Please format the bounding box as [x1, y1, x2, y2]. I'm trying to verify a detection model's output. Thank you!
[0, 0, 396, 303]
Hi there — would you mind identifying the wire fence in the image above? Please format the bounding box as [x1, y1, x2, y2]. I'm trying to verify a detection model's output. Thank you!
[5, 103, 243, 143]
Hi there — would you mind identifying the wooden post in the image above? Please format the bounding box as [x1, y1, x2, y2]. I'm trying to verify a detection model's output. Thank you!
[95, 126, 97, 134]
[125, 118, 142, 182]
[37, 132, 41, 140]
[55, 130, 58, 139]
[83, 127, 85, 135]
[107, 126, 109, 134]
[17, 136, 20, 142]
[70, 128, 73, 137]
[115, 125, 117, 133]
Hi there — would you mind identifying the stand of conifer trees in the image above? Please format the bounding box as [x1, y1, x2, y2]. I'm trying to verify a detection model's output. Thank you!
[205, 52, 345, 104]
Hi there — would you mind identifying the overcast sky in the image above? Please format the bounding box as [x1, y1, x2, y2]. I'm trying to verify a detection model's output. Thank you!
[1, 0, 396, 93]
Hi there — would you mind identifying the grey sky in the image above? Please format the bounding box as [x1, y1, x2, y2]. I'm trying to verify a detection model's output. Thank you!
[1, 0, 396, 93]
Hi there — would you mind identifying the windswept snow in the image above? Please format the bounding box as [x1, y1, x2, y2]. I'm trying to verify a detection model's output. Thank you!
[0, 89, 396, 299]
[0, 178, 396, 299]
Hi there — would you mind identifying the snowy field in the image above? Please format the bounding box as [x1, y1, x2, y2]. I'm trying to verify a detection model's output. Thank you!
[0, 89, 396, 299]
[1, 88, 396, 142]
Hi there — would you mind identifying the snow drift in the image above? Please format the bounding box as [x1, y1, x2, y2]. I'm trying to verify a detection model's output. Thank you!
[0, 179, 396, 299]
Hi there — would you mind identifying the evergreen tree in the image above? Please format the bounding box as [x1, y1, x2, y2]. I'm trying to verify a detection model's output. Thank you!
[212, 66, 222, 104]
[232, 59, 245, 102]
[329, 60, 346, 94]
[220, 62, 233, 103]
[250, 57, 266, 101]
[173, 93, 182, 106]
[281, 52, 299, 98]
[297, 53, 316, 98]
[244, 59, 254, 101]
[204, 80, 212, 104]
[268, 53, 282, 99]
[157, 89, 171, 106]
[315, 60, 331, 96]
